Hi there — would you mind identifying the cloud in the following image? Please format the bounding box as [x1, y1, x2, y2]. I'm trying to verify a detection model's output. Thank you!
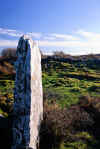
[0, 28, 23, 37]
[43, 36, 56, 40]
[0, 27, 42, 39]
[50, 33, 79, 41]
[27, 32, 42, 38]
[76, 29, 100, 41]
[39, 36, 100, 55]
[0, 27, 100, 55]
[39, 40, 80, 47]
[39, 30, 100, 55]
[0, 39, 18, 47]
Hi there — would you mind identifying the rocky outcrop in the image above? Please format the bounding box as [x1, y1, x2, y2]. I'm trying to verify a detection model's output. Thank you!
[11, 35, 43, 149]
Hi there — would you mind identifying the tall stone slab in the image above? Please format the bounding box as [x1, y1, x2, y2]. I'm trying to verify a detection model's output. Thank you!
[12, 35, 43, 149]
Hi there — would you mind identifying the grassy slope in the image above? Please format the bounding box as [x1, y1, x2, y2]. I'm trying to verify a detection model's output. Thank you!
[41, 56, 100, 149]
[0, 55, 100, 149]
[42, 58, 100, 108]
[0, 56, 100, 112]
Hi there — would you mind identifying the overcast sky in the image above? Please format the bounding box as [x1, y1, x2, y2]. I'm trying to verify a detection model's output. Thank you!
[0, 0, 100, 55]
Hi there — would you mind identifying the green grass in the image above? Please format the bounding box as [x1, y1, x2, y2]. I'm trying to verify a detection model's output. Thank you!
[58, 132, 99, 149]
[0, 79, 14, 97]
[42, 60, 100, 108]
[0, 58, 100, 149]
[0, 59, 100, 109]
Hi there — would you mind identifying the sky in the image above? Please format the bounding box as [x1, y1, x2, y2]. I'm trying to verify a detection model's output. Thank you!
[0, 0, 100, 55]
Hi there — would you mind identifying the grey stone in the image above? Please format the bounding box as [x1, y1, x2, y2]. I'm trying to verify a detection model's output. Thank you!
[12, 35, 43, 149]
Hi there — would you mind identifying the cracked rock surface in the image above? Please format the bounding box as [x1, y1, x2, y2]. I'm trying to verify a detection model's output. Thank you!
[12, 35, 43, 149]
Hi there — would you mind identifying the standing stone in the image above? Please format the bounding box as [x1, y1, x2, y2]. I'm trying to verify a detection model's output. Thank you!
[12, 35, 43, 149]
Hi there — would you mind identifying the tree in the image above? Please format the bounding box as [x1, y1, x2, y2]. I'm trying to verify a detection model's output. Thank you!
[53, 51, 71, 58]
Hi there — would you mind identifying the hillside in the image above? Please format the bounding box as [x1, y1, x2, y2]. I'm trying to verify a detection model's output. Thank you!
[0, 54, 100, 149]
[0, 54, 100, 110]
[42, 54, 100, 107]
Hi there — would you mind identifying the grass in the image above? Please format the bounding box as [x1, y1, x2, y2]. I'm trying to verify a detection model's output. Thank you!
[0, 56, 100, 149]
[59, 131, 100, 149]
[42, 59, 100, 108]
[0, 58, 100, 111]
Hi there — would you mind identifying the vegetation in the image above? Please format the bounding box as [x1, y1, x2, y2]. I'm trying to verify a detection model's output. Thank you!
[1, 48, 17, 58]
[40, 96, 100, 149]
[42, 52, 100, 108]
[0, 50, 100, 149]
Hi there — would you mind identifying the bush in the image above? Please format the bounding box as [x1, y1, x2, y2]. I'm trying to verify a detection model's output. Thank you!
[88, 85, 100, 92]
[1, 48, 17, 58]
[53, 51, 71, 59]
[70, 87, 80, 92]
[39, 96, 100, 149]
[43, 88, 62, 103]
[39, 99, 95, 149]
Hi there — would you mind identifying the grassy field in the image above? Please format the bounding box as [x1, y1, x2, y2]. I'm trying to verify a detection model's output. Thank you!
[0, 56, 100, 112]
[0, 55, 100, 149]
[42, 57, 100, 108]
[41, 57, 100, 149]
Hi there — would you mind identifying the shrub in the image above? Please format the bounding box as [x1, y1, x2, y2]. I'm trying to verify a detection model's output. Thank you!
[53, 51, 71, 59]
[1, 48, 17, 58]
[70, 87, 80, 92]
[39, 98, 95, 149]
[43, 88, 62, 103]
[40, 96, 100, 149]
[88, 85, 100, 92]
